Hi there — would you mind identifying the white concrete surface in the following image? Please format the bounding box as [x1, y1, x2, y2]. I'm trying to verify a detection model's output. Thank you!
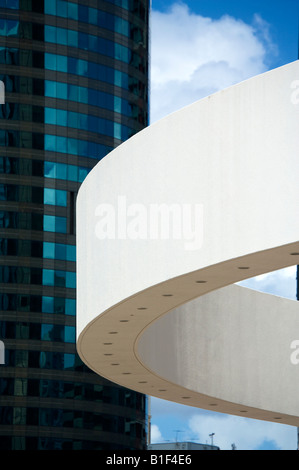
[76, 61, 299, 425]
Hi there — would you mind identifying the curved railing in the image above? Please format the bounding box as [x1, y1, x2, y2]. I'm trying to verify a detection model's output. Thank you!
[76, 61, 299, 426]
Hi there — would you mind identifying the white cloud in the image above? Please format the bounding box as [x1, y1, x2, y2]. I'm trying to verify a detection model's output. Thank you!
[238, 266, 297, 299]
[188, 413, 297, 450]
[150, 2, 277, 122]
[150, 424, 165, 443]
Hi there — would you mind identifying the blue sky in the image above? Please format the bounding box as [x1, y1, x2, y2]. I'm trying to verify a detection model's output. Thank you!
[149, 0, 299, 450]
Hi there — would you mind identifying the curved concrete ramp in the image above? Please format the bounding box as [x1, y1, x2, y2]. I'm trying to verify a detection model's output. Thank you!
[76, 61, 299, 426]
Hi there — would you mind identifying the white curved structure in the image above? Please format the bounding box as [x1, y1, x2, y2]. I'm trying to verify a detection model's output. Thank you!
[76, 61, 299, 426]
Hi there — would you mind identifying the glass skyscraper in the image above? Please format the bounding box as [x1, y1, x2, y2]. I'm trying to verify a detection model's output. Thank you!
[0, 0, 149, 450]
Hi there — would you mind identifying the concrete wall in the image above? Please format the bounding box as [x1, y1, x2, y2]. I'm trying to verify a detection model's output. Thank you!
[76, 61, 299, 425]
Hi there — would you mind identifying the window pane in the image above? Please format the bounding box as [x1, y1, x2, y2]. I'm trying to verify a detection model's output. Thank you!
[67, 29, 78, 48]
[56, 82, 67, 99]
[55, 217, 67, 233]
[45, 134, 56, 151]
[45, 25, 56, 43]
[65, 298, 75, 316]
[67, 164, 77, 181]
[68, 2, 78, 20]
[44, 215, 66, 233]
[55, 244, 66, 260]
[56, 162, 67, 180]
[57, 27, 67, 46]
[45, 53, 56, 71]
[44, 161, 56, 178]
[43, 242, 55, 259]
[44, 188, 55, 205]
[56, 190, 67, 206]
[44, 0, 56, 15]
[64, 326, 75, 343]
[66, 245, 76, 261]
[45, 80, 56, 98]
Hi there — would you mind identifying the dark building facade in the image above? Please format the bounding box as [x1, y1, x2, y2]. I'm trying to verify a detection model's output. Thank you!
[0, 0, 149, 450]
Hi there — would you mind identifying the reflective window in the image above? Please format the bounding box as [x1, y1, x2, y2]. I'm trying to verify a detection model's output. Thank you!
[44, 134, 112, 160]
[43, 1, 145, 34]
[42, 296, 75, 316]
[44, 54, 131, 92]
[28, 351, 76, 370]
[43, 242, 76, 262]
[42, 269, 76, 289]
[0, 0, 19, 8]
[44, 188, 67, 207]
[44, 80, 143, 122]
[44, 107, 131, 140]
[43, 215, 67, 233]
[0, 19, 19, 37]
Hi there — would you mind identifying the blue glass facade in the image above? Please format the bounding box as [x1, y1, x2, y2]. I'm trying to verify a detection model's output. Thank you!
[0, 0, 148, 450]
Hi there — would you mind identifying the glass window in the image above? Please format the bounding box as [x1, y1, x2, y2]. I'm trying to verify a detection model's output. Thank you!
[65, 298, 75, 316]
[67, 164, 77, 182]
[55, 217, 67, 233]
[56, 82, 67, 99]
[6, 0, 19, 8]
[44, 188, 67, 207]
[44, 0, 56, 15]
[78, 32, 88, 51]
[42, 297, 53, 314]
[66, 245, 76, 262]
[43, 242, 55, 259]
[56, 109, 67, 126]
[42, 269, 54, 286]
[44, 161, 56, 178]
[41, 324, 64, 342]
[44, 188, 55, 205]
[0, 20, 5, 36]
[45, 53, 56, 71]
[56, 54, 67, 73]
[88, 35, 97, 51]
[64, 326, 75, 343]
[68, 2, 78, 20]
[88, 88, 98, 107]
[55, 243, 66, 260]
[78, 4, 88, 23]
[77, 59, 88, 76]
[88, 7, 97, 25]
[68, 84, 78, 102]
[45, 25, 56, 43]
[67, 111, 78, 129]
[45, 108, 56, 125]
[66, 271, 76, 288]
[57, 27, 67, 46]
[67, 57, 77, 75]
[45, 80, 56, 98]
[114, 96, 122, 114]
[56, 136, 67, 152]
[79, 113, 88, 130]
[43, 215, 67, 233]
[56, 0, 67, 18]
[67, 137, 77, 156]
[44, 134, 56, 152]
[67, 29, 78, 48]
